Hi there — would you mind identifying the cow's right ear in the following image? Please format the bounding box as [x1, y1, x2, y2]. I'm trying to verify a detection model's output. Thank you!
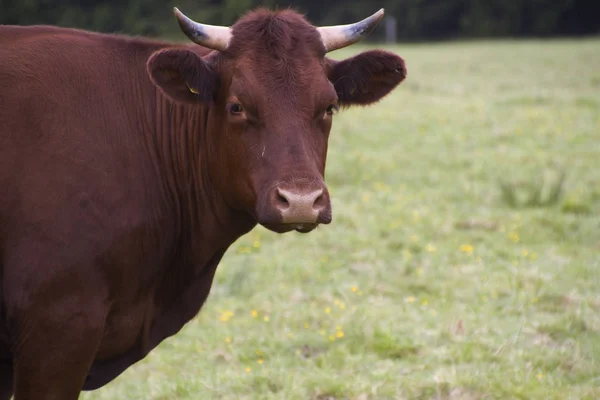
[147, 49, 218, 104]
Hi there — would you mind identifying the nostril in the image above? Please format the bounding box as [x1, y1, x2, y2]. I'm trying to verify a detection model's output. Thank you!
[313, 192, 326, 210]
[276, 188, 290, 209]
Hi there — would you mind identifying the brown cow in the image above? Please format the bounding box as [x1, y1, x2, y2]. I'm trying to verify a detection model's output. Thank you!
[0, 6, 405, 399]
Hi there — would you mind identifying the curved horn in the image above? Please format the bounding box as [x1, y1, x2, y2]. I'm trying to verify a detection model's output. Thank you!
[173, 7, 232, 51]
[318, 9, 385, 52]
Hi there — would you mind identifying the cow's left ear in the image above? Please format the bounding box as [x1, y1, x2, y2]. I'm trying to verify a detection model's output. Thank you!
[327, 50, 406, 107]
[147, 49, 218, 104]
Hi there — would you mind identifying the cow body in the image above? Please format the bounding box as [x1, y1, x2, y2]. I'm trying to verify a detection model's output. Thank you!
[0, 26, 254, 392]
[0, 8, 405, 398]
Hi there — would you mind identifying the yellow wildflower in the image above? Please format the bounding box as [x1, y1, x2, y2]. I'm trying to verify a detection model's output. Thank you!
[237, 246, 251, 254]
[257, 359, 264, 364]
[351, 286, 358, 292]
[336, 330, 344, 338]
[334, 299, 345, 309]
[425, 243, 437, 252]
[219, 310, 234, 322]
[251, 310, 258, 318]
[459, 244, 474, 254]
[405, 296, 416, 303]
[263, 316, 270, 322]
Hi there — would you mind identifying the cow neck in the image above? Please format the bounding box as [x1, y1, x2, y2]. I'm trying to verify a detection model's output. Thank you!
[149, 89, 255, 261]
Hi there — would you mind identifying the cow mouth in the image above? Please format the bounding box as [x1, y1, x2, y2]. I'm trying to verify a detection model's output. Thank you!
[293, 223, 318, 233]
[261, 222, 319, 234]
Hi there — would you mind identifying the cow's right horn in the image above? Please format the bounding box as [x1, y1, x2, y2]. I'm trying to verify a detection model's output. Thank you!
[173, 7, 232, 51]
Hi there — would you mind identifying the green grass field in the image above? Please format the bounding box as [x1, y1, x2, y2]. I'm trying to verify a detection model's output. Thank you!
[83, 38, 600, 399]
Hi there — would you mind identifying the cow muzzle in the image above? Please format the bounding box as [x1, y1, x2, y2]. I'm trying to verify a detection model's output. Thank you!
[257, 181, 332, 233]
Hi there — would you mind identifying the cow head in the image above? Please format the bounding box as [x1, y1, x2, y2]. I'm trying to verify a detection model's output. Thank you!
[147, 8, 406, 233]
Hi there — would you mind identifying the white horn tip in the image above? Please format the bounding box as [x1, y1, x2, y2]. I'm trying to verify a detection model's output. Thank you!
[173, 7, 189, 25]
[370, 9, 385, 25]
[172, 6, 232, 51]
[318, 9, 387, 53]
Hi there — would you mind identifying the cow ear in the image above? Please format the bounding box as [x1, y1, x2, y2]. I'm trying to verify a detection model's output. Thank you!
[327, 50, 406, 107]
[147, 49, 218, 104]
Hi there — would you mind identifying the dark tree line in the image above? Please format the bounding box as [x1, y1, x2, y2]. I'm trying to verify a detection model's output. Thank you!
[1, 0, 599, 41]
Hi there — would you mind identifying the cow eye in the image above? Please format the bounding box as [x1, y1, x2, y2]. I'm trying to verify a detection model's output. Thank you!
[326, 104, 339, 116]
[230, 103, 244, 114]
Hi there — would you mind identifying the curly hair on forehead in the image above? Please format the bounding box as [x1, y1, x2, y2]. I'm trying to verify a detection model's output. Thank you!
[227, 8, 326, 61]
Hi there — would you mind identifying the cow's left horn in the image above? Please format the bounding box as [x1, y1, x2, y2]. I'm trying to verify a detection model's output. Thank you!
[173, 7, 232, 51]
[318, 9, 385, 53]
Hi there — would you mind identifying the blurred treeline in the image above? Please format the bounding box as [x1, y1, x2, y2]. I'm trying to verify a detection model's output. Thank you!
[1, 0, 598, 41]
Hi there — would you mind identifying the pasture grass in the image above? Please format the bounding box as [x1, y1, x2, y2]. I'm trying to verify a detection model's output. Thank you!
[83, 38, 600, 399]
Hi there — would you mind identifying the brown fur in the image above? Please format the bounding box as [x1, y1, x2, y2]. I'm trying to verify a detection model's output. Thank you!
[0, 8, 405, 399]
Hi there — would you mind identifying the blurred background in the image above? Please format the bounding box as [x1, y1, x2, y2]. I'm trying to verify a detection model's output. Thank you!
[2, 0, 599, 41]
[4, 1, 599, 399]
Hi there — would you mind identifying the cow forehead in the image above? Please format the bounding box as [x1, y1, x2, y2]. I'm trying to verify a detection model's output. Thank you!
[228, 59, 335, 107]
[226, 9, 326, 60]
[216, 8, 330, 98]
[232, 54, 326, 84]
